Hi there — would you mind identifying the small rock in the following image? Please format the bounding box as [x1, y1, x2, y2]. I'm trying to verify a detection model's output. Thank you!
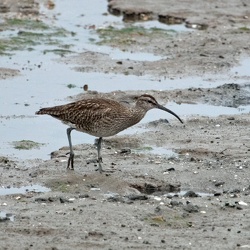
[183, 191, 199, 197]
[183, 203, 199, 213]
[229, 188, 241, 194]
[214, 192, 222, 196]
[79, 194, 89, 198]
[238, 201, 248, 206]
[120, 148, 131, 154]
[0, 214, 9, 222]
[59, 197, 73, 203]
[225, 202, 235, 208]
[154, 196, 162, 201]
[29, 171, 38, 178]
[170, 200, 183, 207]
[214, 181, 225, 187]
[107, 196, 124, 202]
[35, 197, 48, 203]
[126, 194, 148, 201]
[90, 188, 100, 191]
[239, 245, 250, 248]
[166, 167, 175, 172]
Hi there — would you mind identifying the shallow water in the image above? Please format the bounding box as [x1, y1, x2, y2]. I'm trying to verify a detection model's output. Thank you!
[0, 211, 15, 222]
[0, 0, 250, 160]
[0, 185, 50, 196]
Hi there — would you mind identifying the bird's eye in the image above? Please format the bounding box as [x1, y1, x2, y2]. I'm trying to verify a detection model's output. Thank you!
[147, 100, 153, 104]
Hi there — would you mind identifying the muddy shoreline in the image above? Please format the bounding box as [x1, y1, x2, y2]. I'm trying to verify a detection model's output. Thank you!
[0, 0, 250, 249]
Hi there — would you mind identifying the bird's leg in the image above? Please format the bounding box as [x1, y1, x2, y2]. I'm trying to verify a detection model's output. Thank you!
[97, 137, 103, 173]
[66, 127, 75, 170]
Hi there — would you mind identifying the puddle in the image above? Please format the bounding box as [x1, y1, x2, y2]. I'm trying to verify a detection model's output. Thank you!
[151, 146, 178, 157]
[231, 58, 250, 76]
[163, 102, 250, 117]
[0, 185, 50, 196]
[134, 146, 178, 157]
[0, 211, 15, 222]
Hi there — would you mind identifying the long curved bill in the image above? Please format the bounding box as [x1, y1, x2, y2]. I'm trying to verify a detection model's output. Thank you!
[157, 104, 183, 124]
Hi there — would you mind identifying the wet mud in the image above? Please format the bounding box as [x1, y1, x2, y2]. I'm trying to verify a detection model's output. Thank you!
[0, 0, 250, 249]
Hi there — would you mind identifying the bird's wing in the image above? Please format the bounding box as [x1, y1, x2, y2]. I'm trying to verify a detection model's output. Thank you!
[36, 99, 128, 124]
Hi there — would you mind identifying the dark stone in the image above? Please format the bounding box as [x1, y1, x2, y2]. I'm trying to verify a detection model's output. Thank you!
[35, 197, 48, 202]
[126, 194, 148, 201]
[120, 148, 131, 154]
[214, 181, 225, 187]
[166, 167, 175, 172]
[214, 192, 222, 196]
[107, 196, 124, 202]
[79, 194, 89, 198]
[170, 200, 183, 207]
[183, 191, 199, 197]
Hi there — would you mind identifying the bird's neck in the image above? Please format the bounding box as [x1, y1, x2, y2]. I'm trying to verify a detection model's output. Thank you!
[129, 107, 147, 124]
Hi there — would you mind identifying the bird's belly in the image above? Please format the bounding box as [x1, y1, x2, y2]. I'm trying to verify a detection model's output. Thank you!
[64, 115, 142, 138]
[75, 126, 122, 137]
[76, 121, 135, 137]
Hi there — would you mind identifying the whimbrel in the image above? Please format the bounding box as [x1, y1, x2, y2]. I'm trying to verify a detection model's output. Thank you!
[36, 94, 183, 172]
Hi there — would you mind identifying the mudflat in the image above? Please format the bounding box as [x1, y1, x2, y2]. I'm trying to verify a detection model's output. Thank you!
[0, 0, 250, 249]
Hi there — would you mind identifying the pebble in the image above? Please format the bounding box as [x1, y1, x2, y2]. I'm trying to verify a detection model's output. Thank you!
[120, 148, 131, 154]
[183, 191, 199, 197]
[183, 203, 199, 213]
[0, 216, 9, 222]
[154, 196, 162, 201]
[59, 197, 73, 203]
[126, 194, 148, 201]
[107, 196, 123, 202]
[214, 181, 225, 187]
[170, 200, 183, 207]
[238, 201, 248, 206]
[239, 245, 250, 248]
[79, 194, 89, 198]
[166, 167, 175, 172]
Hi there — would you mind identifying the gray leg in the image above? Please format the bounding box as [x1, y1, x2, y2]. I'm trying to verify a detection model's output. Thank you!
[67, 127, 75, 170]
[97, 137, 103, 173]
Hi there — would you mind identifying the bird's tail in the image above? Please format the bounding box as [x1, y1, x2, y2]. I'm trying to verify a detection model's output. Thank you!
[35, 107, 60, 115]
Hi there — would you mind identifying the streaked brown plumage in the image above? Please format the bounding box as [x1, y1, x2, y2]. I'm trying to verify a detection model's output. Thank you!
[36, 94, 183, 172]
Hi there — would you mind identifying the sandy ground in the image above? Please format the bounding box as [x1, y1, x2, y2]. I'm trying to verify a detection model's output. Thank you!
[1, 0, 250, 249]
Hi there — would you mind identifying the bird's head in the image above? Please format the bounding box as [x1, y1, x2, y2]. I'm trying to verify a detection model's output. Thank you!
[136, 94, 183, 124]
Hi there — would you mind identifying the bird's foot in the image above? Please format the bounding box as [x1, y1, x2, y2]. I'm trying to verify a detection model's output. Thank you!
[97, 160, 103, 173]
[66, 152, 74, 170]
[95, 164, 116, 174]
